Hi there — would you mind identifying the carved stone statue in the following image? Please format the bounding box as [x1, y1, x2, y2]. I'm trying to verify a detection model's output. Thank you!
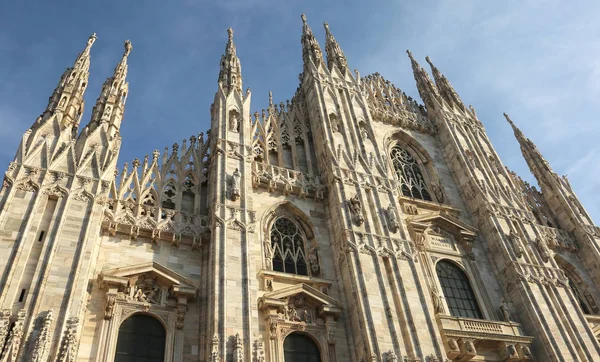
[535, 236, 550, 263]
[431, 289, 445, 314]
[132, 275, 161, 304]
[287, 305, 301, 322]
[508, 230, 524, 258]
[500, 299, 512, 322]
[254, 337, 266, 362]
[229, 112, 240, 132]
[263, 240, 274, 268]
[210, 334, 220, 362]
[231, 168, 241, 201]
[233, 333, 243, 362]
[308, 245, 320, 275]
[329, 114, 339, 133]
[349, 194, 364, 226]
[386, 205, 399, 233]
[360, 125, 368, 141]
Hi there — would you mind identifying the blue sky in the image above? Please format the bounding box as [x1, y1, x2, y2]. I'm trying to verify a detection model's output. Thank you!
[1, 0, 599, 222]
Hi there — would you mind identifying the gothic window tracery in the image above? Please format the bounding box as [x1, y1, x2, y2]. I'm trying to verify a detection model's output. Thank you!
[162, 182, 176, 210]
[283, 333, 321, 362]
[390, 145, 432, 201]
[115, 314, 165, 362]
[436, 260, 483, 319]
[270, 217, 309, 276]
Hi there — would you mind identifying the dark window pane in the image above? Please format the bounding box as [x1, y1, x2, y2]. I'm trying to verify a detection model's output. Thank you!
[391, 146, 432, 201]
[284, 333, 320, 362]
[436, 261, 483, 319]
[270, 217, 311, 277]
[115, 314, 165, 362]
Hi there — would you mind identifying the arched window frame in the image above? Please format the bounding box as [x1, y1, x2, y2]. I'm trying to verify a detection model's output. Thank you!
[555, 256, 599, 315]
[384, 131, 445, 204]
[390, 144, 433, 201]
[268, 216, 316, 277]
[434, 259, 485, 320]
[261, 203, 321, 280]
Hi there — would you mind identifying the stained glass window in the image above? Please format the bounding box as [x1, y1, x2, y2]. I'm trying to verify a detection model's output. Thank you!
[436, 261, 483, 319]
[270, 217, 308, 276]
[115, 314, 165, 362]
[390, 145, 432, 201]
[284, 333, 321, 362]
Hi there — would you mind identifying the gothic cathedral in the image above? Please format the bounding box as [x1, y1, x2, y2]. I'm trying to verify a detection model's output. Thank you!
[1, 15, 599, 362]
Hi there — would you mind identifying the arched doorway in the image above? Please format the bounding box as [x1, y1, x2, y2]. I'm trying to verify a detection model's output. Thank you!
[283, 333, 321, 362]
[115, 314, 166, 362]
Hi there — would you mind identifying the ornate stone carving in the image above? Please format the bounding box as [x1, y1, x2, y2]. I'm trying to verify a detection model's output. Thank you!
[105, 294, 116, 320]
[233, 333, 243, 362]
[307, 245, 320, 275]
[131, 275, 161, 304]
[29, 310, 53, 362]
[231, 168, 241, 201]
[210, 334, 220, 362]
[386, 205, 399, 233]
[253, 337, 265, 362]
[535, 236, 550, 263]
[349, 194, 364, 226]
[56, 317, 79, 362]
[0, 310, 11, 354]
[229, 111, 240, 132]
[0, 310, 25, 361]
[176, 304, 186, 329]
[431, 288, 445, 314]
[507, 230, 524, 258]
[431, 181, 445, 203]
[386, 350, 398, 362]
[500, 299, 512, 322]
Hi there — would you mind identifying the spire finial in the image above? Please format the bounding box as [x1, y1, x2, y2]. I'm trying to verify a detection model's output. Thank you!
[124, 40, 132, 57]
[301, 13, 307, 24]
[269, 91, 273, 107]
[323, 21, 348, 71]
[88, 33, 98, 46]
[227, 27, 233, 40]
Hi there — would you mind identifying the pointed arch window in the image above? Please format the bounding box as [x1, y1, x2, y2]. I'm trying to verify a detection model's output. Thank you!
[270, 217, 309, 276]
[436, 261, 483, 319]
[283, 333, 321, 362]
[115, 314, 165, 362]
[390, 145, 432, 201]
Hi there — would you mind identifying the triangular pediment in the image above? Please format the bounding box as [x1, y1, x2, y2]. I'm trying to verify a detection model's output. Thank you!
[261, 283, 341, 309]
[99, 261, 198, 293]
[409, 210, 477, 241]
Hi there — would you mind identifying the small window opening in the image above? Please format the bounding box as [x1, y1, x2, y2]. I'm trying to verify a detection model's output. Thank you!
[18, 289, 26, 302]
[38, 231, 45, 242]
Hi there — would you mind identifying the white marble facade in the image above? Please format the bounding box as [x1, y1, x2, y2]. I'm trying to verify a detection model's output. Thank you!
[1, 15, 600, 362]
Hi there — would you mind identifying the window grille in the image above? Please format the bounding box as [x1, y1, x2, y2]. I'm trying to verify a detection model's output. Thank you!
[390, 146, 431, 201]
[270, 217, 308, 276]
[436, 261, 483, 319]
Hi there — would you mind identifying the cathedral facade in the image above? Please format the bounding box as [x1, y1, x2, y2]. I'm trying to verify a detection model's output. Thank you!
[1, 14, 600, 362]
